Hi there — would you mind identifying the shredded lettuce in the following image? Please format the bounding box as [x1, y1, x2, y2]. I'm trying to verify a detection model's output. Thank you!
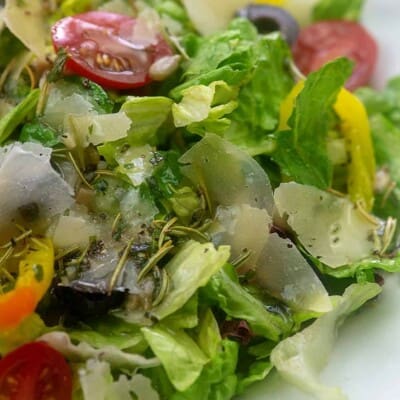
[271, 283, 381, 400]
[150, 240, 230, 320]
[141, 324, 209, 391]
[312, 0, 366, 22]
[203, 265, 293, 342]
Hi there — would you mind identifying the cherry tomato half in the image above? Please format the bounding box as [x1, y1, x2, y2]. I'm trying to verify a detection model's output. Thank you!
[0, 342, 72, 400]
[292, 20, 378, 90]
[51, 11, 173, 89]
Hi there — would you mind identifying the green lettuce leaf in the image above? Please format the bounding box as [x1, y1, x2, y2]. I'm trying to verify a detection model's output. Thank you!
[272, 58, 352, 189]
[172, 81, 238, 135]
[236, 360, 273, 394]
[141, 324, 209, 391]
[0, 89, 40, 144]
[67, 315, 147, 353]
[170, 20, 293, 154]
[0, 27, 26, 68]
[312, 0, 366, 21]
[357, 76, 400, 128]
[317, 254, 400, 279]
[271, 282, 381, 400]
[202, 265, 293, 342]
[19, 119, 60, 147]
[170, 339, 239, 400]
[197, 308, 221, 358]
[150, 240, 230, 320]
[120, 96, 173, 145]
[356, 79, 400, 233]
[225, 33, 293, 153]
[161, 294, 199, 330]
[170, 19, 258, 100]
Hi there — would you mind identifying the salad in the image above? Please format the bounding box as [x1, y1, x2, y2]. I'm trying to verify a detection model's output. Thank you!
[0, 0, 398, 399]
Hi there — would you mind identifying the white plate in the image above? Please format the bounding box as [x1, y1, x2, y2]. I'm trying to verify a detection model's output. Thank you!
[242, 1, 400, 399]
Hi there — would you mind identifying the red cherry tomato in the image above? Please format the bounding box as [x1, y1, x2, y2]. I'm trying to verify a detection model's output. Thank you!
[292, 20, 378, 90]
[51, 11, 173, 89]
[0, 341, 72, 400]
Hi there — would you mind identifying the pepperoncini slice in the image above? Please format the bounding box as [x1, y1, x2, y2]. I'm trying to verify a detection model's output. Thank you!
[279, 81, 376, 210]
[0, 238, 54, 329]
[255, 0, 285, 5]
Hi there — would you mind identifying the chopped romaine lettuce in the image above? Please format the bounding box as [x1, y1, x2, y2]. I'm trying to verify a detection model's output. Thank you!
[142, 323, 209, 391]
[169, 339, 239, 400]
[150, 240, 230, 320]
[203, 265, 293, 342]
[312, 0, 366, 22]
[0, 89, 40, 144]
[172, 80, 238, 135]
[271, 282, 381, 400]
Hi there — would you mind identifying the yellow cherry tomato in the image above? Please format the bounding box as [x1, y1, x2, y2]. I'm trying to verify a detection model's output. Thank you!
[0, 238, 54, 329]
[279, 81, 376, 210]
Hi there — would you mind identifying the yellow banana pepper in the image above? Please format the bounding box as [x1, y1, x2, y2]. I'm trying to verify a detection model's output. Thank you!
[279, 81, 376, 210]
[255, 0, 285, 5]
[0, 238, 54, 329]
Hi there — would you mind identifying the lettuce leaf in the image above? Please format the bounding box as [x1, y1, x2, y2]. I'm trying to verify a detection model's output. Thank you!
[317, 254, 400, 279]
[170, 19, 293, 155]
[120, 96, 173, 145]
[172, 81, 238, 135]
[225, 33, 293, 153]
[67, 315, 147, 353]
[170, 339, 239, 400]
[313, 0, 366, 22]
[356, 78, 400, 234]
[141, 324, 209, 391]
[271, 283, 381, 400]
[150, 240, 230, 320]
[0, 89, 40, 144]
[202, 266, 293, 342]
[170, 19, 258, 100]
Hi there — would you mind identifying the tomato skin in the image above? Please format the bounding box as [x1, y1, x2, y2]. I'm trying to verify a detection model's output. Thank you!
[51, 11, 173, 89]
[292, 20, 378, 90]
[0, 342, 72, 400]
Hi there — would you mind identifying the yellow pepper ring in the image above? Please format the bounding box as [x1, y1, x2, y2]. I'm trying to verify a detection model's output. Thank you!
[279, 81, 376, 210]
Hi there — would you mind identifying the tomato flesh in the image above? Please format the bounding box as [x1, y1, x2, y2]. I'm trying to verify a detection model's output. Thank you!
[51, 11, 173, 89]
[292, 20, 378, 90]
[0, 342, 72, 400]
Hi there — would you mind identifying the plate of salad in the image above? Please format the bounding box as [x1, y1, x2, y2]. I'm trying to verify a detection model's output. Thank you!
[0, 0, 399, 399]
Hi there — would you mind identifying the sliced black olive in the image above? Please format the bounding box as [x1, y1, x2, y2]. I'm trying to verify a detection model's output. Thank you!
[236, 4, 299, 45]
[54, 281, 127, 318]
